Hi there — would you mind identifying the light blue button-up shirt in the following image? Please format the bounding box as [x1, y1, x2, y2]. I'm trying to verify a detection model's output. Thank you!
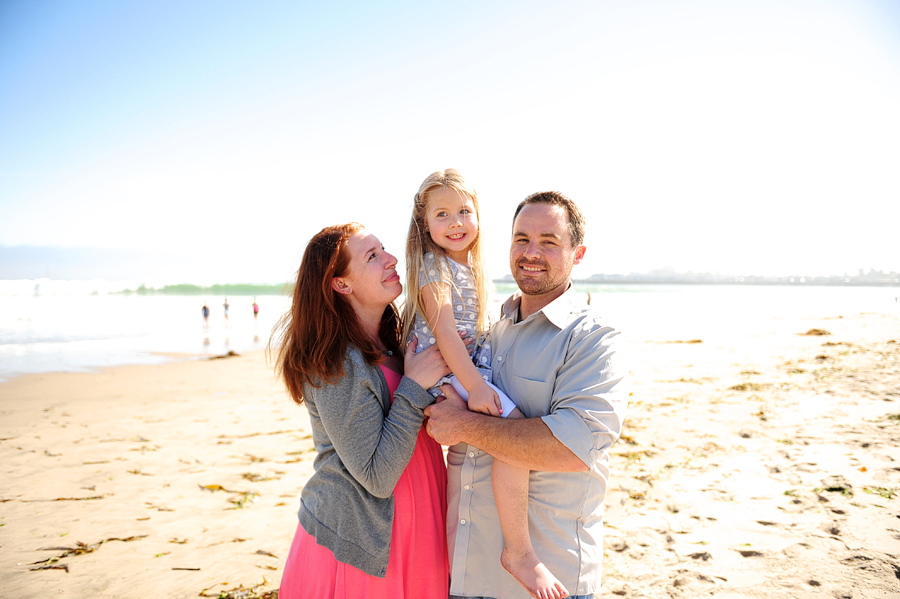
[447, 285, 630, 598]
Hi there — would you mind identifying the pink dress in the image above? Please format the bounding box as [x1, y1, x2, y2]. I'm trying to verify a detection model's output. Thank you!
[279, 366, 449, 598]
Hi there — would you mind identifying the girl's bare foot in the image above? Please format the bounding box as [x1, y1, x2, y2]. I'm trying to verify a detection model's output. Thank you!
[501, 546, 569, 599]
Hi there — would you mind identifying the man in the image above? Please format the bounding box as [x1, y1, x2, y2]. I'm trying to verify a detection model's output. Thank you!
[424, 191, 629, 599]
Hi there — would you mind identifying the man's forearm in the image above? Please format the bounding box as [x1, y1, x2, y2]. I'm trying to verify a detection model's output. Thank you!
[451, 408, 587, 472]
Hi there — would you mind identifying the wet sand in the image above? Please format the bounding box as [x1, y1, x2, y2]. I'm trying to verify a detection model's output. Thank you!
[1, 308, 898, 598]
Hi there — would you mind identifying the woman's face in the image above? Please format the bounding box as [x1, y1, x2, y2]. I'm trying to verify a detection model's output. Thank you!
[338, 230, 402, 311]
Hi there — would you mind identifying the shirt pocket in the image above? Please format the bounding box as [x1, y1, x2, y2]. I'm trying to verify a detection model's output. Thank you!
[506, 375, 554, 418]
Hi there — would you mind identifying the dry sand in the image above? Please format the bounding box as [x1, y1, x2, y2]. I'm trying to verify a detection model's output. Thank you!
[1, 307, 898, 598]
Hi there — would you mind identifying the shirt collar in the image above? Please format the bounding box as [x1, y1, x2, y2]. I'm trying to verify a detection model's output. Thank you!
[501, 283, 581, 330]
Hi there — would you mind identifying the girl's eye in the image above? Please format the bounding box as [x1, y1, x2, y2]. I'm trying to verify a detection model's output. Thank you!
[436, 211, 448, 217]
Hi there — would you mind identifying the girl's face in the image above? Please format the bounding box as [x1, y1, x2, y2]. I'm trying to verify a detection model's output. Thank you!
[424, 187, 479, 263]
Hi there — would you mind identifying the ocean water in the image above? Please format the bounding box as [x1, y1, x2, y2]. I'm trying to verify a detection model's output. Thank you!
[0, 280, 292, 382]
[0, 279, 897, 382]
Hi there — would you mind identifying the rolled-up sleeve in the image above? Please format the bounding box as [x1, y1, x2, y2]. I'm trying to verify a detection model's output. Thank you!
[541, 324, 629, 469]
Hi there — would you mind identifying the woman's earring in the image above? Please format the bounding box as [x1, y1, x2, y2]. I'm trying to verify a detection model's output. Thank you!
[332, 278, 352, 294]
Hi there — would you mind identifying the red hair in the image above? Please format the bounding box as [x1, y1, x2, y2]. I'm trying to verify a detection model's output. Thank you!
[270, 223, 401, 405]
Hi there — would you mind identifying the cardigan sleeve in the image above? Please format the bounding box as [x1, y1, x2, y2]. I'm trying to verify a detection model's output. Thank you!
[311, 350, 435, 499]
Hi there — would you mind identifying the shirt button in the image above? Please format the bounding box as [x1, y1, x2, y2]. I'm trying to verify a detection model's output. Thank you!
[460, 519, 467, 525]
[497, 356, 503, 362]
[468, 452, 475, 457]
[464, 485, 470, 490]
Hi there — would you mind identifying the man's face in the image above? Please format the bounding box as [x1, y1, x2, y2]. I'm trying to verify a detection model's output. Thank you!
[509, 203, 586, 297]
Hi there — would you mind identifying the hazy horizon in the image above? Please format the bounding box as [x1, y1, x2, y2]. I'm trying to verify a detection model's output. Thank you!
[1, 243, 896, 285]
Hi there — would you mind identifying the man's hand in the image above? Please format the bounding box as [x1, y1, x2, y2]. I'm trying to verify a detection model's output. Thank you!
[424, 384, 472, 446]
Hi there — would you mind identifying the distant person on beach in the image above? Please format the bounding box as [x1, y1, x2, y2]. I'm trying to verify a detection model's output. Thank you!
[425, 191, 630, 599]
[201, 302, 210, 323]
[401, 169, 565, 598]
[252, 298, 259, 319]
[272, 222, 452, 598]
[222, 298, 230, 320]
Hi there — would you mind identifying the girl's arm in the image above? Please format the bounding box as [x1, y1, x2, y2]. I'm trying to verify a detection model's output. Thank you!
[421, 282, 503, 416]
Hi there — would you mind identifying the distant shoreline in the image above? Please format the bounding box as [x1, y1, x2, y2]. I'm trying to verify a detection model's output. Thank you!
[567, 278, 900, 287]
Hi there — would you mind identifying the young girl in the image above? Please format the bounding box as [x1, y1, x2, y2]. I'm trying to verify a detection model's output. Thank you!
[402, 169, 568, 599]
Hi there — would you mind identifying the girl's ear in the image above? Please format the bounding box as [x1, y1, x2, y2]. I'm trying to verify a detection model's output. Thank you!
[331, 278, 352, 294]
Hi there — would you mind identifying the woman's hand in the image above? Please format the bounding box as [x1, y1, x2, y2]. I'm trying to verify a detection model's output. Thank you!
[403, 336, 451, 390]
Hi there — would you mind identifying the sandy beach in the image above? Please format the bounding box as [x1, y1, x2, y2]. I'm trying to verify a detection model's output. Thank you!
[1, 305, 898, 598]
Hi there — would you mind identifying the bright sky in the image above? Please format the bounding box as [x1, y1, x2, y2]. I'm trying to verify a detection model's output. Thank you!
[2, 0, 899, 284]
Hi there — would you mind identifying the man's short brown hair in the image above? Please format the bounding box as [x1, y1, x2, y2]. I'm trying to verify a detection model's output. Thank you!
[513, 191, 586, 246]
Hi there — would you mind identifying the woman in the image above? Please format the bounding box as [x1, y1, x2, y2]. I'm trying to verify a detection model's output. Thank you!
[272, 223, 451, 598]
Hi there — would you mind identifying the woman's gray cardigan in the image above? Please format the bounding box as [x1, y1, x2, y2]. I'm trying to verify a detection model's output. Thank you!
[297, 345, 435, 578]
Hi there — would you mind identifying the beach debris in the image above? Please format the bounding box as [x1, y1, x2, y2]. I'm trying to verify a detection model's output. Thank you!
[22, 495, 106, 502]
[30, 536, 148, 571]
[693, 442, 724, 457]
[729, 382, 772, 391]
[199, 484, 241, 493]
[658, 377, 716, 384]
[127, 469, 154, 476]
[241, 472, 281, 483]
[217, 429, 303, 440]
[689, 551, 712, 561]
[169, 538, 189, 544]
[735, 548, 765, 557]
[658, 339, 703, 344]
[814, 475, 853, 497]
[209, 351, 241, 360]
[129, 445, 158, 452]
[203, 538, 250, 548]
[173, 567, 201, 571]
[229, 492, 260, 509]
[801, 328, 831, 336]
[614, 449, 656, 464]
[740, 370, 761, 375]
[255, 550, 279, 559]
[199, 579, 277, 599]
[199, 484, 260, 508]
[862, 486, 897, 500]
[30, 564, 69, 572]
[155, 552, 171, 557]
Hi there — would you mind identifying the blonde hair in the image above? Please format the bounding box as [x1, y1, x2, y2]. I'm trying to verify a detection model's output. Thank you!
[401, 168, 492, 347]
